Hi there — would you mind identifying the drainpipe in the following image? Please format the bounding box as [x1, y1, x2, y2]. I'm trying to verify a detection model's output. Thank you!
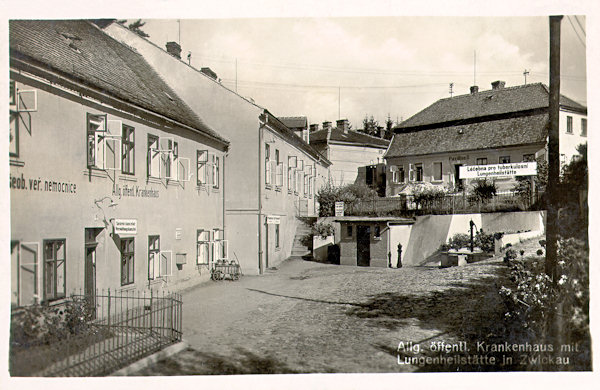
[258, 113, 266, 274]
[223, 150, 227, 247]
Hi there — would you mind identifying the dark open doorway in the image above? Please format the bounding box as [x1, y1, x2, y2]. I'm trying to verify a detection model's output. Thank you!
[357, 225, 371, 267]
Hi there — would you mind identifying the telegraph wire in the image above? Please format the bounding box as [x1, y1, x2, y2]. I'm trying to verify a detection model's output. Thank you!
[566, 15, 586, 48]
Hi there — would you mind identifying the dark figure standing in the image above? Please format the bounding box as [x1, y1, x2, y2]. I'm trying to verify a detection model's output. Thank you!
[397, 243, 403, 268]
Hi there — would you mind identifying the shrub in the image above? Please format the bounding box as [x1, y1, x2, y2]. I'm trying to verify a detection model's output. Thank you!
[316, 182, 376, 216]
[536, 249, 544, 256]
[504, 248, 517, 263]
[468, 179, 497, 203]
[475, 229, 495, 253]
[411, 187, 446, 210]
[311, 221, 334, 239]
[539, 239, 546, 248]
[447, 233, 471, 251]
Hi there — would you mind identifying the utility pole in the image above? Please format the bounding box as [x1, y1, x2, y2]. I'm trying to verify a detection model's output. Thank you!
[338, 86, 341, 119]
[524, 69, 530, 85]
[546, 16, 561, 283]
[449, 82, 454, 97]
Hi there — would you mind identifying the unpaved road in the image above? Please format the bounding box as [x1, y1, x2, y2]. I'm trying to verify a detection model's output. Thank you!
[134, 252, 527, 374]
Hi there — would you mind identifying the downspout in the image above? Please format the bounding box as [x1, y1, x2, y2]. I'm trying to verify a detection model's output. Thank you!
[258, 113, 266, 274]
[223, 149, 227, 247]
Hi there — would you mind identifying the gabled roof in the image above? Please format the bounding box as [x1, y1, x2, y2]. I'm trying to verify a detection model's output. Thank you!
[278, 116, 307, 129]
[9, 20, 228, 145]
[310, 127, 390, 148]
[385, 113, 548, 158]
[397, 83, 586, 131]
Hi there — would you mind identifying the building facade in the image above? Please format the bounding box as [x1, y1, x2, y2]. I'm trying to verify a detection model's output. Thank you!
[385, 82, 587, 196]
[309, 119, 390, 186]
[9, 21, 229, 308]
[102, 22, 331, 275]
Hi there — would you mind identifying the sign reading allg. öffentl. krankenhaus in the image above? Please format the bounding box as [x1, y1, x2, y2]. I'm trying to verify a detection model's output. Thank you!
[459, 162, 537, 179]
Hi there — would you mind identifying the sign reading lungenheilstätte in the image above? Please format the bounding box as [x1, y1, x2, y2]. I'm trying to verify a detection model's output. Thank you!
[459, 162, 537, 179]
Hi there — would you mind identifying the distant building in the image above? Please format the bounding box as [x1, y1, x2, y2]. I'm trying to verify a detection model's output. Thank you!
[9, 20, 230, 307]
[310, 119, 390, 186]
[385, 81, 587, 196]
[103, 22, 331, 275]
[279, 116, 309, 143]
[356, 163, 386, 196]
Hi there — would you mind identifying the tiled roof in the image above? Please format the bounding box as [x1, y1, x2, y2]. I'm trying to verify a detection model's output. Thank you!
[310, 127, 390, 148]
[398, 83, 586, 130]
[278, 116, 307, 129]
[9, 20, 228, 145]
[385, 113, 548, 158]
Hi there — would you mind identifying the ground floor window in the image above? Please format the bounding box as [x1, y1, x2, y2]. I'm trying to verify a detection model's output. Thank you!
[44, 239, 66, 301]
[415, 163, 423, 182]
[499, 156, 511, 164]
[148, 235, 160, 280]
[275, 224, 280, 249]
[120, 238, 134, 286]
[433, 162, 442, 181]
[197, 230, 210, 265]
[476, 157, 488, 165]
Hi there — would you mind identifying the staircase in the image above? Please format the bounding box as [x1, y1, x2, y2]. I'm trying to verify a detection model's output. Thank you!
[290, 219, 314, 259]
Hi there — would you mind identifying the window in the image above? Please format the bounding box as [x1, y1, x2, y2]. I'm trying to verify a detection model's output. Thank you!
[275, 149, 283, 188]
[581, 118, 587, 136]
[523, 154, 535, 162]
[9, 111, 19, 158]
[275, 224, 280, 249]
[213, 229, 228, 260]
[165, 140, 178, 180]
[197, 230, 211, 265]
[122, 125, 135, 175]
[147, 135, 160, 178]
[212, 154, 220, 189]
[415, 163, 423, 182]
[304, 172, 309, 196]
[433, 162, 443, 181]
[265, 143, 271, 186]
[566, 116, 573, 134]
[288, 156, 296, 191]
[476, 158, 488, 165]
[120, 238, 134, 286]
[87, 114, 107, 169]
[347, 225, 353, 237]
[43, 239, 66, 301]
[374, 225, 381, 238]
[499, 156, 511, 164]
[148, 235, 160, 280]
[197, 150, 208, 185]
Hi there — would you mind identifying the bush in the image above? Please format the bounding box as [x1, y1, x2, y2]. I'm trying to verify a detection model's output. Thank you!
[447, 233, 471, 251]
[316, 182, 376, 216]
[468, 179, 497, 203]
[536, 249, 544, 256]
[504, 248, 517, 263]
[475, 229, 495, 253]
[411, 187, 447, 210]
[499, 238, 589, 361]
[311, 221, 334, 239]
[11, 297, 95, 349]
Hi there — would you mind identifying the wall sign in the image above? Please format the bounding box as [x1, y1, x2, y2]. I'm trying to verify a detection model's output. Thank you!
[266, 215, 280, 225]
[335, 201, 345, 217]
[460, 162, 537, 179]
[114, 219, 137, 235]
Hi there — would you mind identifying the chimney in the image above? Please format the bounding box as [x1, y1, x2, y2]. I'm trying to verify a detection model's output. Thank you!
[323, 121, 332, 143]
[491, 80, 506, 90]
[166, 41, 182, 59]
[470, 85, 479, 94]
[309, 123, 319, 132]
[200, 67, 218, 81]
[336, 119, 349, 134]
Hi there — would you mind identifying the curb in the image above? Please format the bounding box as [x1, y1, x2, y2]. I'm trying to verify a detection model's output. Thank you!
[110, 340, 189, 376]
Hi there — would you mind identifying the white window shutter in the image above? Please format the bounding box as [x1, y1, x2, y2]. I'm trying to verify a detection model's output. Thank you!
[179, 157, 191, 182]
[17, 90, 38, 112]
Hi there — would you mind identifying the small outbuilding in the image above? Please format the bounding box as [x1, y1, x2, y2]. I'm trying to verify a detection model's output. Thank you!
[335, 216, 414, 267]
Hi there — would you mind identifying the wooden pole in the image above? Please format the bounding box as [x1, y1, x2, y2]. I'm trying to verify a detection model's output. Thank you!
[546, 15, 562, 283]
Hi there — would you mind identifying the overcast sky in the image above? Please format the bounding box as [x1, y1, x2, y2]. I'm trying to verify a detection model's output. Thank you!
[141, 16, 586, 129]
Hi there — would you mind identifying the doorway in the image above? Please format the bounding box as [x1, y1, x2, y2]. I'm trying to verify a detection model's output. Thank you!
[454, 164, 464, 191]
[85, 228, 99, 319]
[357, 225, 371, 267]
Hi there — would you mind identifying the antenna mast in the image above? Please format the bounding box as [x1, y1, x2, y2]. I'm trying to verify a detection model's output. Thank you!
[474, 50, 477, 86]
[449, 82, 454, 97]
[523, 69, 530, 85]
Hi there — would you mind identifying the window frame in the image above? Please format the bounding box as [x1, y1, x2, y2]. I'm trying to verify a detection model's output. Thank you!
[499, 156, 511, 164]
[120, 237, 135, 286]
[43, 239, 66, 302]
[581, 118, 587, 137]
[415, 163, 424, 182]
[9, 110, 19, 158]
[87, 113, 107, 170]
[275, 224, 280, 249]
[121, 124, 135, 175]
[197, 150, 208, 186]
[432, 162, 443, 181]
[212, 154, 220, 189]
[147, 134, 160, 178]
[523, 154, 535, 162]
[566, 115, 573, 134]
[347, 225, 353, 237]
[476, 157, 488, 165]
[148, 235, 160, 280]
[196, 229, 211, 265]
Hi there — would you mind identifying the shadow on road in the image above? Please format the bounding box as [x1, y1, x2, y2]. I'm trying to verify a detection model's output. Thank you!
[134, 346, 300, 375]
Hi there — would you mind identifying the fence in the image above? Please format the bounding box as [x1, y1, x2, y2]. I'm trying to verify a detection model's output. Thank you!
[345, 191, 545, 216]
[10, 289, 182, 377]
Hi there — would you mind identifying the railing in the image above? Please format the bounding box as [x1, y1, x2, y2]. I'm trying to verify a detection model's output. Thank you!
[10, 289, 182, 377]
[345, 191, 545, 216]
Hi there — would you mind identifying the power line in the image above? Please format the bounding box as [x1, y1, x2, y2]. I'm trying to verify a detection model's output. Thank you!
[573, 15, 586, 37]
[566, 15, 586, 48]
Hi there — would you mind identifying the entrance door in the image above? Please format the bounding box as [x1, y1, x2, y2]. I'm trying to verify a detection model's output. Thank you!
[454, 164, 464, 191]
[84, 228, 98, 319]
[357, 225, 371, 267]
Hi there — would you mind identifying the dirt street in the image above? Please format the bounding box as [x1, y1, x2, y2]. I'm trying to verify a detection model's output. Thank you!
[133, 249, 529, 375]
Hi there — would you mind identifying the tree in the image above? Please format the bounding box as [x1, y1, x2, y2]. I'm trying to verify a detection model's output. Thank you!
[117, 19, 150, 38]
[361, 115, 380, 137]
